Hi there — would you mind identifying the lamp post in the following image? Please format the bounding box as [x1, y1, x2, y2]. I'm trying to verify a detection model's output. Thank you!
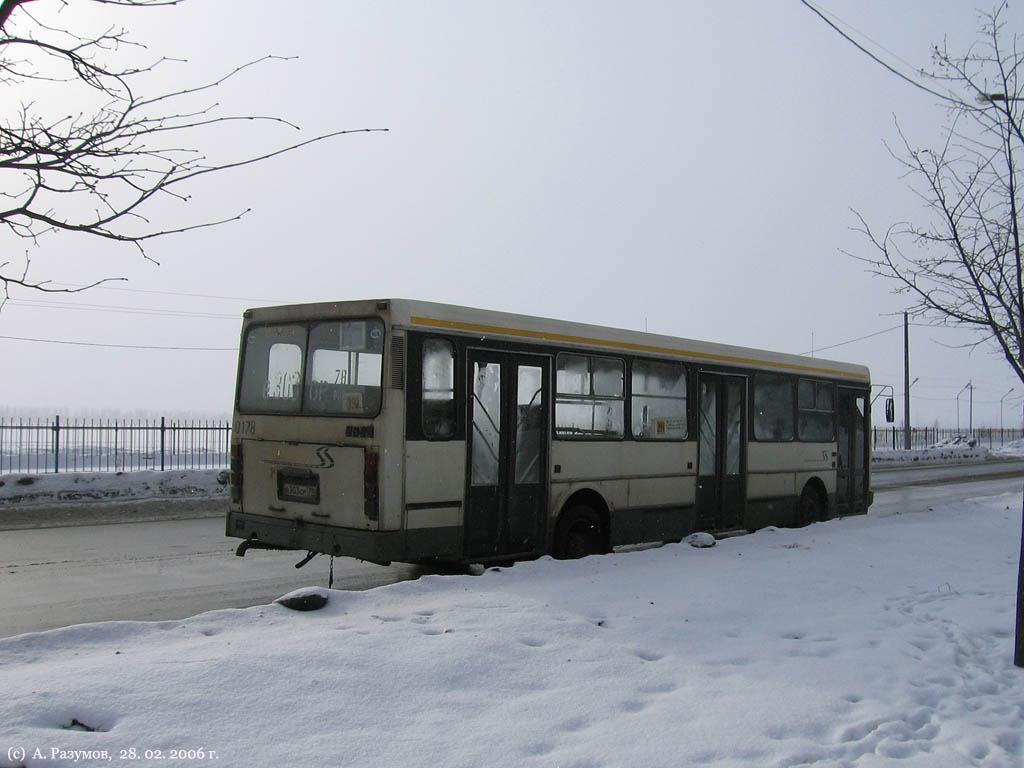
[905, 377, 919, 448]
[977, 91, 1019, 103]
[957, 381, 972, 433]
[1002, 388, 1016, 439]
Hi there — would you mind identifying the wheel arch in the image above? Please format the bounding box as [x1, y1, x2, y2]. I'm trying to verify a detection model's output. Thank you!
[549, 487, 611, 553]
[799, 476, 829, 523]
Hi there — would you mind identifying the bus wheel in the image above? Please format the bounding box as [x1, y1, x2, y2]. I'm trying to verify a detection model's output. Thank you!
[554, 506, 603, 559]
[796, 484, 823, 527]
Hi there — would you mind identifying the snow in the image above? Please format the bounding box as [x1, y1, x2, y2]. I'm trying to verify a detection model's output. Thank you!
[872, 435, 992, 465]
[0, 470, 226, 507]
[994, 439, 1024, 460]
[2, 489, 1023, 767]
[869, 434, 1024, 465]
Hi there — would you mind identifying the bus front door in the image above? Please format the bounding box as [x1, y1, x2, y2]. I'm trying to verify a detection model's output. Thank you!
[695, 373, 746, 531]
[836, 388, 869, 514]
[465, 352, 549, 559]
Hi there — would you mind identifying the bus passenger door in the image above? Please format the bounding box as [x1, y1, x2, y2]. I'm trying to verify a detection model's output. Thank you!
[836, 388, 868, 514]
[465, 352, 549, 559]
[695, 373, 746, 531]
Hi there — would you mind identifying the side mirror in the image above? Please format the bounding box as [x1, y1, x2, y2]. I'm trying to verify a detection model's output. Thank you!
[885, 398, 895, 423]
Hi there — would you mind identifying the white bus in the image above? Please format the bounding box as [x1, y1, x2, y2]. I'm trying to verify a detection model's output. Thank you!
[228, 299, 873, 565]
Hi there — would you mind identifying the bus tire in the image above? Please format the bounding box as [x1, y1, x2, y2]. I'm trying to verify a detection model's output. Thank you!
[553, 505, 604, 559]
[796, 483, 824, 527]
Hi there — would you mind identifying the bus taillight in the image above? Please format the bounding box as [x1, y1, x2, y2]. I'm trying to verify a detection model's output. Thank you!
[364, 450, 379, 521]
[230, 443, 243, 504]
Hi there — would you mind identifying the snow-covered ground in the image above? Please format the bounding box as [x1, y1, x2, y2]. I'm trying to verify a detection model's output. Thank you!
[2, 488, 1023, 766]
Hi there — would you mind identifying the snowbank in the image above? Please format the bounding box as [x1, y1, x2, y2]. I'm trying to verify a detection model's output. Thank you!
[993, 438, 1024, 460]
[1, 493, 1021, 767]
[872, 434, 996, 465]
[873, 433, 1024, 465]
[0, 470, 226, 507]
[873, 446, 992, 465]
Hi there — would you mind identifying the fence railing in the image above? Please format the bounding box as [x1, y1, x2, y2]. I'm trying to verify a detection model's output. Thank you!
[0, 417, 231, 474]
[872, 427, 1024, 452]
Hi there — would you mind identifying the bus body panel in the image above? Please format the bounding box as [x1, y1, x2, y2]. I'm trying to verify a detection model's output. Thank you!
[241, 440, 369, 529]
[380, 388, 406, 533]
[549, 441, 692, 486]
[405, 440, 465, 530]
[386, 299, 870, 384]
[747, 443, 835, 495]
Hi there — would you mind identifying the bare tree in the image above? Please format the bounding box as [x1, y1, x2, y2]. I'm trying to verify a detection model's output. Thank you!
[848, 7, 1024, 383]
[0, 0, 385, 302]
[802, 0, 1024, 668]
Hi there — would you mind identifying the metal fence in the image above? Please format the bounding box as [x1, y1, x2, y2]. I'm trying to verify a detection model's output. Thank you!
[0, 417, 231, 474]
[872, 427, 1024, 452]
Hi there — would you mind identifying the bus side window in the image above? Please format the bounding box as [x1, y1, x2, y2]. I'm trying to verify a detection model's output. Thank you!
[753, 373, 795, 441]
[422, 338, 456, 439]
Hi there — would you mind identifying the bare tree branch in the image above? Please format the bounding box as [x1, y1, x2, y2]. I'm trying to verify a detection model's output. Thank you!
[0, 0, 387, 299]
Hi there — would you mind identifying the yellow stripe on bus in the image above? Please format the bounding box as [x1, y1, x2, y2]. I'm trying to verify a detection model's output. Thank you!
[409, 315, 870, 382]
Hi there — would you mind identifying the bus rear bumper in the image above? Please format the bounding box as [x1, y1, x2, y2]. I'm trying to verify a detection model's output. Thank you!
[227, 511, 404, 566]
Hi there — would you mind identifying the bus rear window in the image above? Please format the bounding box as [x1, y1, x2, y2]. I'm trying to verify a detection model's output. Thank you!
[237, 319, 384, 416]
[305, 320, 384, 415]
[239, 324, 307, 413]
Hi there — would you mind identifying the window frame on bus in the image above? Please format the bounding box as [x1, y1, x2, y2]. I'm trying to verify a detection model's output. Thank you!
[630, 357, 689, 441]
[405, 333, 465, 442]
[553, 352, 627, 441]
[421, 337, 458, 441]
[797, 378, 836, 442]
[236, 317, 386, 418]
[751, 372, 796, 442]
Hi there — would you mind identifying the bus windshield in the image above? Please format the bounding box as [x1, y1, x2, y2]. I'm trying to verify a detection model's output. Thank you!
[238, 318, 384, 417]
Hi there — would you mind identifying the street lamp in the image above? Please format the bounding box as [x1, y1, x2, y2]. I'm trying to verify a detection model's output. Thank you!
[904, 377, 919, 448]
[957, 381, 973, 434]
[1002, 388, 1016, 436]
[975, 92, 1023, 103]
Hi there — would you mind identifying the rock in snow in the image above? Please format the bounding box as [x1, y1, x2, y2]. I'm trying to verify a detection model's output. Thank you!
[275, 588, 329, 611]
[686, 532, 716, 548]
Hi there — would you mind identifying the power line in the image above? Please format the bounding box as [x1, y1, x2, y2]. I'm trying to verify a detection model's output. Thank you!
[799, 0, 954, 103]
[802, 324, 902, 355]
[0, 334, 235, 351]
[47, 282, 288, 304]
[7, 298, 239, 320]
[801, 1, 923, 74]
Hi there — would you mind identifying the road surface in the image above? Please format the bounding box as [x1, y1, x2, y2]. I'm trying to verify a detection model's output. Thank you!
[872, 458, 1024, 489]
[0, 515, 421, 639]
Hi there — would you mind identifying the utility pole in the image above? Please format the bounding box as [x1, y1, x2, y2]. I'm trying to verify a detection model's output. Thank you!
[904, 312, 911, 450]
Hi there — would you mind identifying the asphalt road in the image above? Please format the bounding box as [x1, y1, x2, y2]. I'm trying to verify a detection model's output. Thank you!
[872, 458, 1024, 489]
[0, 514, 421, 639]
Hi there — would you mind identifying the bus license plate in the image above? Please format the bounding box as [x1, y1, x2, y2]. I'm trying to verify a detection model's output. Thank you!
[278, 472, 320, 504]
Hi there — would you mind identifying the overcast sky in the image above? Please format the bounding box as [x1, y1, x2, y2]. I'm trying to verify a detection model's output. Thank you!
[3, 0, 1023, 429]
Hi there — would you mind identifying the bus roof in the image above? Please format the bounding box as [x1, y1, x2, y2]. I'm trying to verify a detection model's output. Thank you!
[244, 298, 871, 383]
